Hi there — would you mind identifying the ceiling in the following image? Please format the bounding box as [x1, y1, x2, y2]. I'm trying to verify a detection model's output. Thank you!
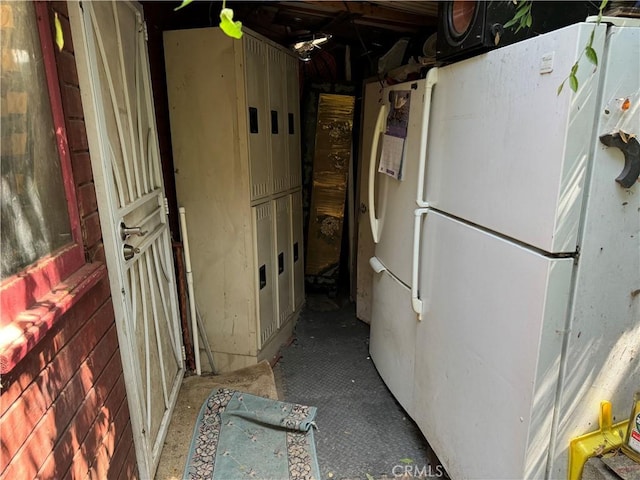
[152, 1, 440, 54]
[232, 1, 439, 47]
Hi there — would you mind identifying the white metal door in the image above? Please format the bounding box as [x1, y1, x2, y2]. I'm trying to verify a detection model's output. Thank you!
[291, 191, 305, 310]
[244, 34, 271, 201]
[355, 80, 383, 323]
[550, 24, 640, 480]
[369, 268, 416, 415]
[372, 80, 426, 286]
[286, 55, 301, 189]
[254, 202, 276, 347]
[412, 211, 573, 479]
[268, 45, 288, 193]
[68, 2, 184, 478]
[424, 23, 607, 254]
[274, 195, 293, 327]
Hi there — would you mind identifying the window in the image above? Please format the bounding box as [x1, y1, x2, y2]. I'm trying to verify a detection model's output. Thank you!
[1, 2, 73, 279]
[1, 3, 85, 338]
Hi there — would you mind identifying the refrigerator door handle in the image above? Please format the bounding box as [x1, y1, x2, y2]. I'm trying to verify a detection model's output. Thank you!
[368, 103, 388, 243]
[412, 207, 429, 320]
[416, 67, 438, 208]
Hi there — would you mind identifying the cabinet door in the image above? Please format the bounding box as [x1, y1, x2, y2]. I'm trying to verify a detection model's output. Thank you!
[291, 190, 305, 310]
[274, 195, 293, 326]
[268, 46, 288, 193]
[245, 35, 271, 200]
[286, 55, 301, 189]
[254, 202, 276, 347]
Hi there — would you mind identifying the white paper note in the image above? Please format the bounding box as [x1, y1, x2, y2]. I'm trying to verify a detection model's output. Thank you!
[378, 134, 405, 180]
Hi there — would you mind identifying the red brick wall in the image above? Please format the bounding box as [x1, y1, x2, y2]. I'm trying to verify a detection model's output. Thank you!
[0, 3, 137, 479]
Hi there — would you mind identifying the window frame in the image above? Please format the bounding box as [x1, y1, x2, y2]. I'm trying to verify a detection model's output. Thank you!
[0, 2, 96, 371]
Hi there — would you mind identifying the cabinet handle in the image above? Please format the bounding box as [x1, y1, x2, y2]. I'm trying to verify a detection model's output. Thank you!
[259, 264, 267, 289]
[288, 113, 294, 134]
[293, 242, 299, 262]
[271, 110, 279, 134]
[249, 107, 259, 133]
[278, 252, 284, 274]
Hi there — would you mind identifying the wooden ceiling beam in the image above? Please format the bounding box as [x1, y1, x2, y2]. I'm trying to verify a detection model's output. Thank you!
[278, 1, 435, 27]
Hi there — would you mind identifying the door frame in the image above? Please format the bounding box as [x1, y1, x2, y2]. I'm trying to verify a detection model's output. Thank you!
[67, 2, 184, 477]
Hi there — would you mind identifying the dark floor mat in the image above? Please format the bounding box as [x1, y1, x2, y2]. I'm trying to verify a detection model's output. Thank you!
[274, 298, 432, 480]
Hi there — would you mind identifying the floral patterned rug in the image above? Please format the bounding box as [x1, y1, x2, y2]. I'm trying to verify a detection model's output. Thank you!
[183, 388, 320, 480]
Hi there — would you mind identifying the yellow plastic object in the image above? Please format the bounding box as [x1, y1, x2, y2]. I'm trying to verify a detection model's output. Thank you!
[568, 401, 629, 480]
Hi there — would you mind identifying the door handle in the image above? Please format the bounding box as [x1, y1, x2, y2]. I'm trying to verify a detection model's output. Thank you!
[368, 103, 388, 243]
[411, 208, 429, 320]
[416, 67, 438, 208]
[120, 222, 148, 240]
[123, 244, 140, 261]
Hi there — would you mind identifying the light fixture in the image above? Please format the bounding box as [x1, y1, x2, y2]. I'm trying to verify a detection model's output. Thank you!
[291, 33, 332, 61]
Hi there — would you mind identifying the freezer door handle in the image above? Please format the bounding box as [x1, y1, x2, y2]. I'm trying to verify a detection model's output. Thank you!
[412, 207, 429, 320]
[368, 103, 388, 243]
[416, 67, 438, 208]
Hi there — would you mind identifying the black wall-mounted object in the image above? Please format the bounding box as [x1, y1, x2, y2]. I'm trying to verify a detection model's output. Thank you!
[436, 1, 599, 64]
[288, 113, 295, 134]
[249, 107, 259, 133]
[278, 252, 284, 274]
[259, 264, 267, 289]
[600, 132, 640, 189]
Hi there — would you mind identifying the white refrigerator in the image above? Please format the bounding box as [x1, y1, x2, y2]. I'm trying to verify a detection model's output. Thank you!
[367, 20, 640, 480]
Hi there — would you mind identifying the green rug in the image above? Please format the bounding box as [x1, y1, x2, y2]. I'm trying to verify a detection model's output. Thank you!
[184, 388, 320, 480]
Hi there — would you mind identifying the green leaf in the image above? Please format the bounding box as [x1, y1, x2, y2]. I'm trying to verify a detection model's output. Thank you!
[599, 0, 608, 11]
[569, 73, 579, 92]
[366, 474, 375, 480]
[504, 1, 531, 29]
[399, 458, 414, 464]
[570, 62, 579, 75]
[503, 17, 518, 29]
[173, 0, 193, 11]
[525, 13, 532, 28]
[54, 12, 64, 52]
[557, 80, 566, 95]
[585, 46, 598, 66]
[512, 2, 531, 20]
[219, 8, 243, 39]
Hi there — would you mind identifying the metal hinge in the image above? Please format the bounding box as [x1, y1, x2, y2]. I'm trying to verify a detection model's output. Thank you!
[142, 21, 148, 42]
[181, 346, 186, 361]
[164, 197, 169, 215]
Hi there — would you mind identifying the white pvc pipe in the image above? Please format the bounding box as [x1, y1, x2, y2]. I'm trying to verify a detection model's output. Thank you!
[179, 207, 201, 375]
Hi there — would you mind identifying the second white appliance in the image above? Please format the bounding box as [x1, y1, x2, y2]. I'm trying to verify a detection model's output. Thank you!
[367, 79, 430, 414]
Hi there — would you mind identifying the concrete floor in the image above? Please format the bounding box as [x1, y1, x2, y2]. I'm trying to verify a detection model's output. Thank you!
[154, 361, 279, 480]
[153, 295, 440, 480]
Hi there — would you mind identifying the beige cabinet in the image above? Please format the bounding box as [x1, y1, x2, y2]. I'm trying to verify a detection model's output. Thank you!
[164, 27, 304, 372]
